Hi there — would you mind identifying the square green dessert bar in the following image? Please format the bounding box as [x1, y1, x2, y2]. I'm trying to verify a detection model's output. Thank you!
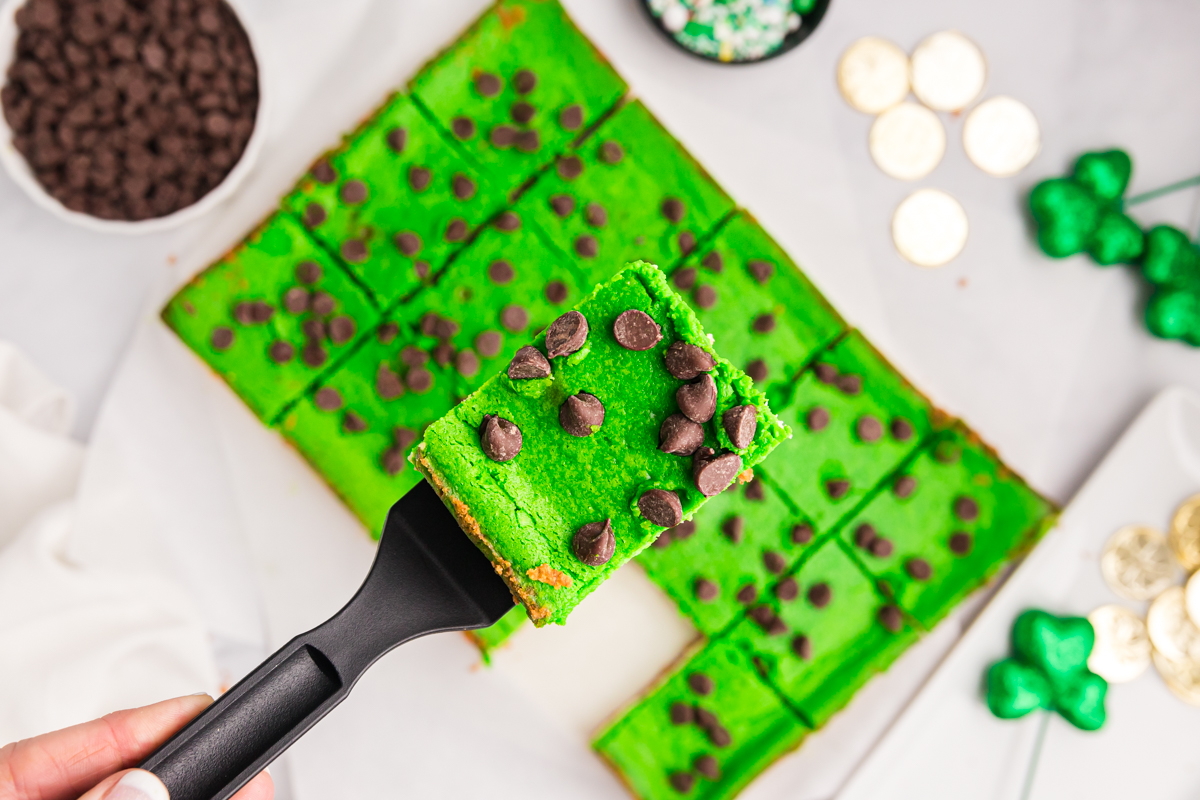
[409, 0, 627, 194]
[162, 212, 379, 422]
[276, 322, 459, 536]
[762, 332, 940, 534]
[412, 261, 790, 625]
[669, 210, 845, 393]
[396, 212, 590, 396]
[513, 99, 735, 287]
[282, 93, 506, 307]
[839, 425, 1055, 630]
[638, 475, 819, 638]
[727, 538, 916, 727]
[595, 639, 808, 800]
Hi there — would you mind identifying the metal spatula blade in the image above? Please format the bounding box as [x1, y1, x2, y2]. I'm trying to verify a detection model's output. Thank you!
[138, 480, 514, 800]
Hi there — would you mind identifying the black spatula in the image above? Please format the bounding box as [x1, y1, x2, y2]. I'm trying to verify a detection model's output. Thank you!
[138, 480, 515, 800]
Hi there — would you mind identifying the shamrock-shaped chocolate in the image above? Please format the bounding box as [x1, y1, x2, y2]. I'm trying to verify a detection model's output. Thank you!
[1028, 150, 1144, 265]
[986, 609, 1108, 731]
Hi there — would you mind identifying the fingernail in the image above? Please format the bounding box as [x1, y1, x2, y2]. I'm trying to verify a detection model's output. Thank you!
[105, 770, 170, 800]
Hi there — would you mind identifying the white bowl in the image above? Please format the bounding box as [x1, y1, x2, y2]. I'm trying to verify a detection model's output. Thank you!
[0, 0, 269, 234]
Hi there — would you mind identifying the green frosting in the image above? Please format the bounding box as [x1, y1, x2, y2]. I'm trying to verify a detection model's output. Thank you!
[762, 332, 936, 534]
[414, 262, 789, 625]
[282, 93, 506, 306]
[161, 212, 379, 422]
[409, 0, 628, 194]
[670, 210, 845, 393]
[726, 538, 916, 727]
[276, 327, 459, 536]
[638, 476, 818, 637]
[595, 639, 808, 800]
[987, 610, 1107, 731]
[514, 100, 735, 286]
[838, 425, 1055, 630]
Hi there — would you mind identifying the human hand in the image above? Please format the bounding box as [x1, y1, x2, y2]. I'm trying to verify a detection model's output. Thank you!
[0, 694, 274, 800]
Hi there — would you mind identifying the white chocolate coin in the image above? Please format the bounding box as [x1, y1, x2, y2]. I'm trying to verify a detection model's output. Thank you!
[891, 189, 968, 268]
[869, 102, 946, 180]
[1148, 586, 1200, 664]
[1153, 648, 1200, 706]
[837, 37, 910, 114]
[1100, 525, 1177, 601]
[963, 96, 1041, 177]
[909, 30, 986, 111]
[1170, 493, 1200, 571]
[1087, 605, 1151, 683]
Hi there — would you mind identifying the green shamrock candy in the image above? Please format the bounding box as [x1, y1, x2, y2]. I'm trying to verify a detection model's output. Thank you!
[1146, 287, 1200, 344]
[1088, 208, 1145, 265]
[985, 609, 1108, 731]
[1073, 150, 1133, 203]
[1029, 178, 1102, 258]
[1028, 149, 1143, 264]
[1141, 225, 1200, 288]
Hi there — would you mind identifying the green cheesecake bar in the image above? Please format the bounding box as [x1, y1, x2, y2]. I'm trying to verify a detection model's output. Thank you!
[838, 425, 1055, 630]
[163, 212, 379, 422]
[409, 0, 627, 194]
[669, 211, 845, 393]
[282, 93, 506, 307]
[762, 332, 941, 534]
[513, 100, 735, 286]
[396, 212, 590, 396]
[595, 639, 808, 800]
[638, 475, 819, 638]
[276, 322, 459, 536]
[727, 538, 917, 727]
[412, 261, 789, 625]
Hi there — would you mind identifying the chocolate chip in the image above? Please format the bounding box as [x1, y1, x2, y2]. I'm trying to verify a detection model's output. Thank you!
[806, 407, 830, 431]
[315, 387, 343, 411]
[303, 342, 328, 367]
[639, 489, 682, 527]
[736, 584, 758, 604]
[472, 331, 500, 358]
[891, 418, 915, 441]
[480, 414, 521, 461]
[381, 447, 405, 476]
[722, 516, 744, 544]
[560, 392, 605, 437]
[748, 260, 774, 283]
[302, 319, 327, 341]
[750, 605, 775, 626]
[662, 197, 685, 223]
[342, 411, 367, 433]
[498, 305, 526, 333]
[329, 316, 356, 345]
[669, 702, 694, 725]
[854, 523, 878, 550]
[311, 292, 336, 316]
[671, 520, 697, 540]
[544, 281, 568, 305]
[560, 104, 583, 130]
[386, 127, 407, 152]
[452, 174, 477, 201]
[906, 558, 932, 581]
[679, 231, 697, 254]
[303, 203, 326, 228]
[488, 259, 514, 284]
[341, 239, 368, 263]
[825, 479, 850, 499]
[659, 413, 705, 456]
[341, 179, 367, 205]
[752, 313, 776, 334]
[406, 366, 433, 393]
[557, 155, 583, 179]
[599, 139, 624, 163]
[490, 125, 516, 148]
[869, 537, 894, 558]
[409, 166, 431, 191]
[792, 524, 814, 545]
[549, 194, 575, 217]
[894, 475, 917, 498]
[435, 316, 461, 339]
[814, 363, 838, 383]
[451, 116, 475, 139]
[879, 605, 903, 632]
[376, 364, 405, 400]
[807, 582, 832, 608]
[515, 130, 540, 152]
[456, 349, 480, 377]
[767, 616, 789, 637]
[776, 577, 799, 601]
[234, 302, 267, 325]
[574, 235, 598, 258]
[707, 724, 732, 748]
[507, 345, 551, 379]
[665, 341, 715, 380]
[542, 310, 587, 359]
[722, 405, 757, 450]
[494, 211, 521, 231]
[513, 68, 537, 92]
[687, 672, 714, 696]
[585, 202, 607, 227]
[211, 327, 234, 350]
[402, 346, 430, 367]
[510, 101, 536, 124]
[269, 341, 294, 363]
[415, 261, 431, 279]
[445, 218, 468, 242]
[694, 755, 720, 781]
[857, 415, 883, 442]
[954, 496, 980, 521]
[312, 160, 336, 184]
[394, 231, 422, 256]
[935, 442, 962, 464]
[694, 578, 718, 602]
[694, 451, 743, 496]
[395, 428, 418, 451]
[432, 341, 456, 367]
[791, 635, 813, 660]
[677, 375, 717, 423]
[763, 551, 786, 575]
[949, 531, 972, 554]
[613, 310, 662, 351]
[420, 313, 440, 337]
[693, 285, 717, 309]
[475, 73, 501, 97]
[572, 519, 615, 566]
[836, 374, 862, 395]
[669, 772, 694, 793]
[673, 267, 697, 290]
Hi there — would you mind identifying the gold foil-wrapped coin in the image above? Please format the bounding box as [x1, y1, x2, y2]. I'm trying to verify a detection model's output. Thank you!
[1185, 569, 1200, 628]
[837, 37, 910, 115]
[909, 31, 986, 112]
[1152, 648, 1200, 706]
[1087, 605, 1150, 683]
[1170, 494, 1200, 571]
[1147, 586, 1200, 664]
[1100, 525, 1177, 600]
[891, 188, 968, 268]
[962, 96, 1041, 177]
[869, 102, 946, 181]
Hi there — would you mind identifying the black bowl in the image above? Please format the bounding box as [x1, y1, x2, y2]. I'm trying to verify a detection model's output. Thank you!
[639, 0, 831, 65]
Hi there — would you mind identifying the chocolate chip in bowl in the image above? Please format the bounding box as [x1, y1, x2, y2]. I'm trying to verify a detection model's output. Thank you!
[0, 0, 267, 232]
